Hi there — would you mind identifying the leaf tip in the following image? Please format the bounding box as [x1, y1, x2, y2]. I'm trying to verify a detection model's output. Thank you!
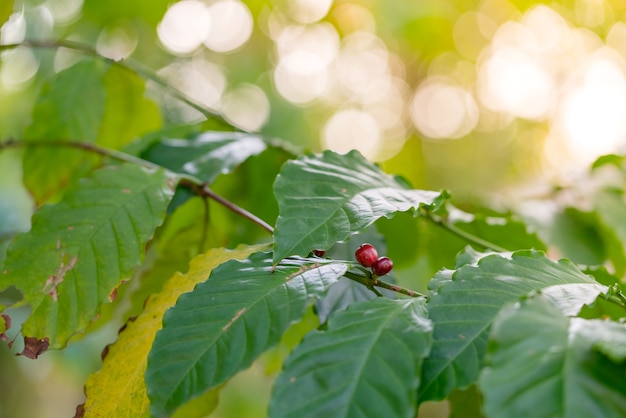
[20, 336, 50, 359]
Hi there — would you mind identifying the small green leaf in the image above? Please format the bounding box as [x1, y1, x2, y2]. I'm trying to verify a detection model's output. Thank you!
[23, 59, 107, 203]
[593, 189, 626, 275]
[269, 298, 432, 418]
[273, 150, 442, 262]
[0, 164, 175, 351]
[140, 131, 267, 183]
[146, 251, 348, 417]
[419, 250, 598, 402]
[479, 296, 626, 418]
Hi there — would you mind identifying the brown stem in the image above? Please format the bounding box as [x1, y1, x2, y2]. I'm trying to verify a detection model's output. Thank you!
[180, 179, 274, 235]
[1, 139, 275, 235]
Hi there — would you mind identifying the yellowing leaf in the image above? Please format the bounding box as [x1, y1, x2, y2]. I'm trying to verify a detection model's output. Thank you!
[82, 244, 267, 418]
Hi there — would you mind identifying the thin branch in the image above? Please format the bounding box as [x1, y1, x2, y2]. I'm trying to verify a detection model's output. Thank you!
[180, 179, 274, 235]
[0, 138, 161, 170]
[0, 39, 226, 123]
[343, 270, 425, 298]
[2, 138, 275, 235]
[370, 278, 425, 298]
[426, 213, 510, 253]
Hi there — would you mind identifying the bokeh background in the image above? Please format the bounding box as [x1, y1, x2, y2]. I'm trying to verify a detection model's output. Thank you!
[2, 0, 626, 416]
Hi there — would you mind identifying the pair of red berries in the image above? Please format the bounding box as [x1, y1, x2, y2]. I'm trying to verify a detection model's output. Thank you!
[355, 243, 393, 276]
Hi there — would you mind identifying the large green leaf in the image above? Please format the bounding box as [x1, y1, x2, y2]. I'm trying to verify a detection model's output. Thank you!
[23, 59, 107, 203]
[593, 189, 626, 276]
[0, 164, 175, 352]
[479, 296, 626, 418]
[146, 251, 348, 417]
[419, 250, 599, 402]
[269, 298, 432, 418]
[273, 150, 443, 262]
[140, 131, 267, 183]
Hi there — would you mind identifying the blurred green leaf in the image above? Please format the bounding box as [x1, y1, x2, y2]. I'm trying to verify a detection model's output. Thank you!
[273, 150, 443, 262]
[146, 251, 348, 417]
[0, 0, 13, 27]
[448, 385, 484, 418]
[420, 250, 598, 402]
[593, 189, 626, 275]
[269, 298, 432, 418]
[0, 164, 175, 351]
[479, 295, 626, 418]
[140, 131, 267, 183]
[23, 60, 108, 203]
[97, 65, 162, 150]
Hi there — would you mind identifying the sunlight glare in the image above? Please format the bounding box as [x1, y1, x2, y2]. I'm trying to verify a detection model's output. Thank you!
[157, 0, 211, 55]
[203, 0, 253, 53]
[221, 84, 270, 131]
[288, 0, 333, 24]
[322, 109, 380, 159]
[410, 79, 478, 139]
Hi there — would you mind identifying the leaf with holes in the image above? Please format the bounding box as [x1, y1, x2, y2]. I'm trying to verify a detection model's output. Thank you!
[146, 251, 348, 417]
[0, 164, 175, 352]
[140, 131, 267, 183]
[273, 150, 444, 262]
[479, 295, 626, 418]
[81, 245, 264, 418]
[419, 250, 599, 402]
[269, 298, 432, 418]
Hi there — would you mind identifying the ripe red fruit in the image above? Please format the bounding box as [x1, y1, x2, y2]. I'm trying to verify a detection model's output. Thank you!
[371, 257, 393, 276]
[313, 249, 326, 257]
[355, 243, 378, 267]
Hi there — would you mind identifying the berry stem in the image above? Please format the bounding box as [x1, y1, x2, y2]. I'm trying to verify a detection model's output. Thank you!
[343, 271, 425, 299]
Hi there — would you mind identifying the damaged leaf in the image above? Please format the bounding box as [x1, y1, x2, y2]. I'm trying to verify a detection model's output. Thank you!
[0, 164, 176, 350]
[81, 245, 264, 418]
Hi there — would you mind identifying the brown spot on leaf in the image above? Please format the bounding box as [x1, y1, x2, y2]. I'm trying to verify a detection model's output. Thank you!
[109, 287, 118, 302]
[67, 226, 74, 231]
[2, 270, 7, 275]
[43, 255, 78, 301]
[222, 308, 247, 332]
[122, 189, 132, 194]
[459, 334, 466, 340]
[20, 336, 50, 359]
[0, 314, 11, 342]
[74, 403, 85, 418]
[101, 343, 111, 361]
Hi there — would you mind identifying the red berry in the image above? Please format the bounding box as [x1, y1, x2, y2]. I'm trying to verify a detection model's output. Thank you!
[371, 257, 393, 276]
[355, 244, 378, 267]
[313, 249, 326, 257]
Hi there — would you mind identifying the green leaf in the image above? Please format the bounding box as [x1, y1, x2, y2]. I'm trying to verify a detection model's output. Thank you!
[140, 131, 267, 183]
[146, 251, 348, 417]
[479, 296, 626, 418]
[273, 150, 442, 262]
[97, 65, 162, 150]
[23, 59, 107, 203]
[539, 283, 608, 316]
[82, 245, 261, 418]
[544, 208, 605, 265]
[419, 250, 598, 402]
[269, 298, 432, 418]
[0, 164, 175, 352]
[593, 189, 626, 275]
